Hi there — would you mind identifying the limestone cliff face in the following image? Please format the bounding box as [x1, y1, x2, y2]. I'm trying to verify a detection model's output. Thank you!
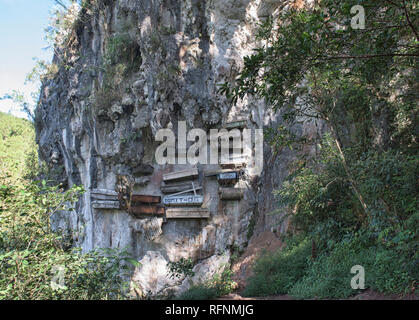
[35, 0, 304, 296]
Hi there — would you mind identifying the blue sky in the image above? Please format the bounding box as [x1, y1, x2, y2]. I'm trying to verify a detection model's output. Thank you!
[0, 0, 58, 118]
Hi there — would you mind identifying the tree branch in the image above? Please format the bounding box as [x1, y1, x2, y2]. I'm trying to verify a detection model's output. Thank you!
[402, 0, 419, 41]
[321, 53, 419, 60]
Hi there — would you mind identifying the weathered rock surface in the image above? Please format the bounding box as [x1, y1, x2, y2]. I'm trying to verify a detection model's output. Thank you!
[36, 0, 314, 297]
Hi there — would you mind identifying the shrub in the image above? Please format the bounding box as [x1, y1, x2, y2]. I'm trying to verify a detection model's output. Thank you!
[93, 32, 141, 111]
[177, 286, 218, 300]
[210, 268, 238, 296]
[243, 238, 311, 297]
[289, 239, 376, 299]
[167, 258, 195, 279]
[176, 267, 237, 300]
[288, 236, 416, 299]
[0, 173, 137, 300]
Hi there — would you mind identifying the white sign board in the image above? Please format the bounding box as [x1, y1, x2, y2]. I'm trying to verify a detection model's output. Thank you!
[163, 195, 204, 206]
[217, 172, 238, 180]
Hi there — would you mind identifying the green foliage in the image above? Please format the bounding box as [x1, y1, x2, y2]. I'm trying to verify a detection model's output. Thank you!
[353, 151, 419, 228]
[264, 142, 418, 298]
[246, 232, 417, 299]
[277, 139, 418, 246]
[177, 285, 218, 300]
[221, 0, 418, 155]
[276, 136, 361, 247]
[229, 0, 418, 297]
[290, 239, 376, 299]
[0, 173, 136, 299]
[222, 0, 417, 114]
[289, 234, 417, 299]
[229, 2, 418, 295]
[93, 31, 141, 110]
[167, 258, 195, 279]
[0, 112, 137, 299]
[209, 268, 238, 296]
[103, 32, 142, 74]
[243, 238, 311, 297]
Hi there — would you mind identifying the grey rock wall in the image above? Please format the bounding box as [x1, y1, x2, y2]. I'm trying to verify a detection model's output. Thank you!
[36, 0, 311, 297]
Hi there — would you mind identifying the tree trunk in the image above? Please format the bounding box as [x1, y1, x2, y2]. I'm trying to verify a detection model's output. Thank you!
[326, 118, 369, 222]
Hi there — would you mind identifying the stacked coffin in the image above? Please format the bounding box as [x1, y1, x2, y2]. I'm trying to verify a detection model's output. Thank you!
[129, 194, 165, 217]
[91, 189, 120, 209]
[162, 167, 209, 219]
[205, 168, 243, 185]
[205, 167, 245, 201]
[91, 189, 165, 217]
[208, 119, 248, 201]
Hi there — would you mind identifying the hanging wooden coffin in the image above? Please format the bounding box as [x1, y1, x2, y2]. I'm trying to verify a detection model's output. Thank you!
[91, 189, 119, 200]
[221, 162, 246, 170]
[131, 194, 161, 204]
[161, 181, 200, 194]
[163, 167, 198, 182]
[166, 208, 210, 219]
[163, 195, 204, 206]
[129, 205, 165, 217]
[92, 200, 120, 209]
[219, 187, 244, 200]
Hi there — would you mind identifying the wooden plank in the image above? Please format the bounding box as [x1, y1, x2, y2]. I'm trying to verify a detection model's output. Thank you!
[129, 206, 165, 216]
[91, 193, 118, 201]
[219, 187, 244, 200]
[131, 194, 161, 204]
[166, 208, 210, 219]
[163, 167, 199, 182]
[163, 195, 204, 206]
[224, 120, 247, 129]
[161, 180, 200, 193]
[92, 200, 120, 209]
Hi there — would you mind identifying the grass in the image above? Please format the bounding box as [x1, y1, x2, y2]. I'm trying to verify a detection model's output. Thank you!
[243, 234, 417, 299]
